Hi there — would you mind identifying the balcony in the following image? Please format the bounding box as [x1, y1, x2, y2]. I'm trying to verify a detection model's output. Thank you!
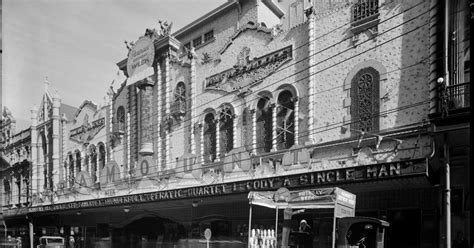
[431, 82, 471, 124]
[440, 82, 470, 113]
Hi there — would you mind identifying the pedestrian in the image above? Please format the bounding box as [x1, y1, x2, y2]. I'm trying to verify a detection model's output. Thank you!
[281, 207, 304, 248]
[298, 220, 312, 248]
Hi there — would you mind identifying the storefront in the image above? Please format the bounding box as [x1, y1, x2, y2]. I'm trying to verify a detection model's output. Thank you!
[23, 158, 434, 247]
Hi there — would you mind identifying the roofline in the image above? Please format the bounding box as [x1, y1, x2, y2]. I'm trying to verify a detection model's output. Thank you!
[173, 0, 239, 39]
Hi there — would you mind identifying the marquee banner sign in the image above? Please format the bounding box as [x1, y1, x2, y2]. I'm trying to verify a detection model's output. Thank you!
[24, 158, 428, 214]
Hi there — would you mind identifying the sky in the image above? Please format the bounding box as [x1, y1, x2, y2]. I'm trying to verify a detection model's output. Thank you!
[2, 0, 225, 130]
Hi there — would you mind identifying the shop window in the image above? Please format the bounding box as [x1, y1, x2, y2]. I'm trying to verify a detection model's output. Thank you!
[193, 36, 202, 48]
[98, 143, 106, 170]
[204, 30, 214, 42]
[203, 113, 217, 163]
[256, 96, 273, 153]
[350, 67, 380, 134]
[172, 82, 186, 118]
[276, 90, 295, 150]
[219, 105, 234, 155]
[116, 106, 125, 134]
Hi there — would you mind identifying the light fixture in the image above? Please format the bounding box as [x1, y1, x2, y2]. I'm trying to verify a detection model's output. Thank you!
[192, 200, 201, 208]
[76, 211, 82, 216]
[123, 206, 130, 213]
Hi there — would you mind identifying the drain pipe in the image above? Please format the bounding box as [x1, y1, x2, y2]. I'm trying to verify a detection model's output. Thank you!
[441, 0, 451, 247]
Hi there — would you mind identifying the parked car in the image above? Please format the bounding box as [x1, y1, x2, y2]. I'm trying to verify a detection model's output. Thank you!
[37, 236, 65, 248]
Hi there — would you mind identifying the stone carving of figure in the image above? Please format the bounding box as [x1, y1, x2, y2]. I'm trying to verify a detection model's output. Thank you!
[159, 20, 173, 36]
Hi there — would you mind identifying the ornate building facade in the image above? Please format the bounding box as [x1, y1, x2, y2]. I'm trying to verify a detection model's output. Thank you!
[1, 0, 470, 247]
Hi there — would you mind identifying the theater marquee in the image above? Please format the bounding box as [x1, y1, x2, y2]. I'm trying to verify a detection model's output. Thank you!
[25, 158, 428, 214]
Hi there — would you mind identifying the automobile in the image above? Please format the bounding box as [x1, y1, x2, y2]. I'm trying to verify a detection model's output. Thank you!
[36, 236, 65, 248]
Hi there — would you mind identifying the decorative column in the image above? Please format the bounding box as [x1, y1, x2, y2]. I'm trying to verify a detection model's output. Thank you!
[251, 109, 257, 154]
[306, 6, 316, 142]
[272, 104, 277, 151]
[12, 176, 18, 206]
[293, 98, 299, 146]
[215, 117, 220, 161]
[156, 62, 162, 173]
[138, 79, 155, 156]
[190, 49, 197, 155]
[30, 106, 39, 196]
[233, 112, 237, 150]
[200, 122, 204, 165]
[61, 116, 67, 182]
[127, 113, 131, 178]
[165, 54, 171, 170]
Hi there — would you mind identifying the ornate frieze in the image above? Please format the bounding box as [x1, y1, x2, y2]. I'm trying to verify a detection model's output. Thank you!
[69, 118, 105, 143]
[205, 46, 292, 94]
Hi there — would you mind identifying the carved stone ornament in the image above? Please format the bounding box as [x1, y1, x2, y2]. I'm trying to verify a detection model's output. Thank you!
[205, 46, 293, 94]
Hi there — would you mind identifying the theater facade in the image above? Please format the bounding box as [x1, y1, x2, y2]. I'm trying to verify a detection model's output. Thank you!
[1, 0, 470, 247]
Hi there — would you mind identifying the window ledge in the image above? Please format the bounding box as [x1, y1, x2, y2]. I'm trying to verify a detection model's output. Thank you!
[351, 13, 380, 35]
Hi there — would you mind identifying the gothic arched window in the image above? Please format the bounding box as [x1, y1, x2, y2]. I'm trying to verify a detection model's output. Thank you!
[219, 105, 234, 155]
[351, 67, 380, 133]
[117, 106, 125, 133]
[89, 144, 97, 182]
[98, 143, 106, 170]
[256, 96, 273, 153]
[203, 113, 216, 163]
[276, 90, 295, 150]
[68, 153, 74, 187]
[173, 82, 186, 118]
[75, 150, 82, 173]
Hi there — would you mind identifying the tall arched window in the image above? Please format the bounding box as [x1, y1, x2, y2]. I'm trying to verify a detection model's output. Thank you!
[117, 106, 125, 133]
[89, 145, 97, 182]
[351, 67, 380, 133]
[75, 150, 82, 173]
[98, 143, 106, 171]
[174, 82, 186, 115]
[219, 105, 234, 156]
[68, 153, 74, 187]
[203, 113, 216, 163]
[256, 96, 273, 153]
[276, 90, 295, 150]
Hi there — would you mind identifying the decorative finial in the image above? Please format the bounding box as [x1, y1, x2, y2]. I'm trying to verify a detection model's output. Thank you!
[44, 76, 50, 91]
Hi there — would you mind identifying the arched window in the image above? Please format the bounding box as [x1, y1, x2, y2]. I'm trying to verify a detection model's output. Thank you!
[203, 113, 216, 163]
[68, 153, 74, 187]
[256, 96, 273, 153]
[219, 105, 234, 155]
[173, 82, 186, 117]
[117, 106, 125, 133]
[89, 145, 97, 182]
[75, 150, 82, 173]
[351, 67, 380, 133]
[276, 90, 295, 150]
[98, 143, 106, 170]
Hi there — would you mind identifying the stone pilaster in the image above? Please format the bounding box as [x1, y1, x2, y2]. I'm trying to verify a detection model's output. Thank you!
[156, 62, 162, 172]
[251, 109, 257, 154]
[200, 122, 204, 165]
[30, 106, 39, 197]
[165, 55, 171, 169]
[294, 98, 299, 146]
[307, 6, 316, 142]
[127, 112, 131, 178]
